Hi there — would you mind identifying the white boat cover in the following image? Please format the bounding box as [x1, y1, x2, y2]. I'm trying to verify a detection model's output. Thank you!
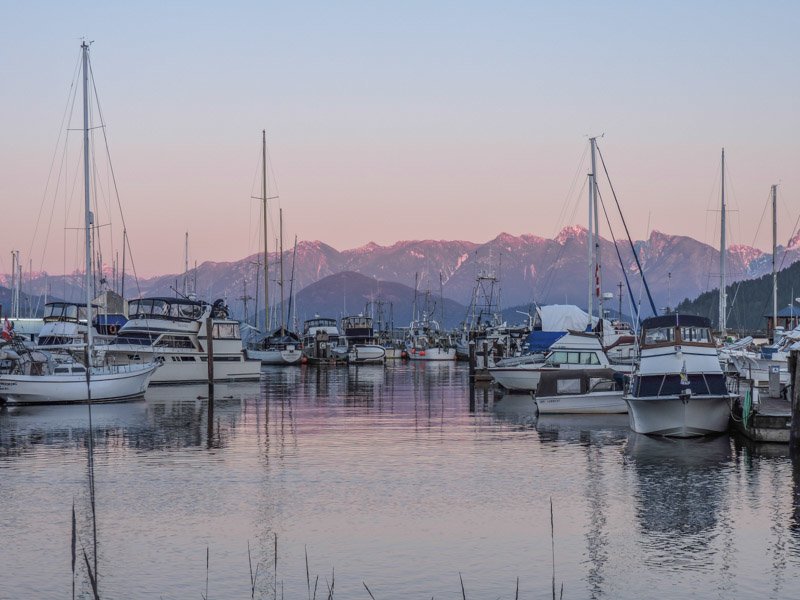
[537, 305, 609, 333]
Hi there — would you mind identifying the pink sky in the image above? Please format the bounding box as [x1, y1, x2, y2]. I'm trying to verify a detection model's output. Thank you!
[2, 2, 798, 277]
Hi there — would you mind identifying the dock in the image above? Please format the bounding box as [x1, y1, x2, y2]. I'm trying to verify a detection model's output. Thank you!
[730, 392, 791, 443]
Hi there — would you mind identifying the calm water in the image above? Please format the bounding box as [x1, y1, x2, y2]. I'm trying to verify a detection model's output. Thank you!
[2, 362, 800, 599]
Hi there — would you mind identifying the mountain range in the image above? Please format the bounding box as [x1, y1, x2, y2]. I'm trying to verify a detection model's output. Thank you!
[4, 226, 799, 325]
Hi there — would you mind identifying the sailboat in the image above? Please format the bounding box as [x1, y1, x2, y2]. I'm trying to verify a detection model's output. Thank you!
[0, 42, 159, 405]
[245, 132, 302, 365]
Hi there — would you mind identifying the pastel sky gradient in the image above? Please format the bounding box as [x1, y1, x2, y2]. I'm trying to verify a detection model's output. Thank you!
[1, 1, 799, 276]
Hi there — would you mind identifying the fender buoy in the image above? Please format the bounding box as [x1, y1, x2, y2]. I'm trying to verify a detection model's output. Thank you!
[107, 324, 119, 335]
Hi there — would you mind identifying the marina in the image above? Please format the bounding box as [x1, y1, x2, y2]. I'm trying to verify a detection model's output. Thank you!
[3, 363, 800, 598]
[2, 5, 800, 597]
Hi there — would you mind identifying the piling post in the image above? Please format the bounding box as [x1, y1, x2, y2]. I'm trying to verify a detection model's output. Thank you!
[791, 351, 800, 448]
[206, 316, 215, 446]
[468, 340, 476, 379]
[482, 340, 489, 371]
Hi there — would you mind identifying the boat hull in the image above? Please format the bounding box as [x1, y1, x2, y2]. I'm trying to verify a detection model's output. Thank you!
[245, 348, 303, 365]
[101, 346, 261, 384]
[535, 390, 627, 414]
[408, 348, 456, 361]
[348, 345, 386, 364]
[489, 366, 553, 392]
[624, 394, 730, 437]
[0, 363, 158, 405]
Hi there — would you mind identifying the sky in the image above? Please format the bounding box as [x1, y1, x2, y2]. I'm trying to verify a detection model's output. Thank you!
[1, 0, 799, 276]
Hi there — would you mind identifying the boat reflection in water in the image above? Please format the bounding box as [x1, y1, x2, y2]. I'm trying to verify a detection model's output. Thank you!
[623, 433, 732, 568]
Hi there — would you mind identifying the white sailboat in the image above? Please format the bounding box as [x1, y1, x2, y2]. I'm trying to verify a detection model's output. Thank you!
[0, 42, 158, 405]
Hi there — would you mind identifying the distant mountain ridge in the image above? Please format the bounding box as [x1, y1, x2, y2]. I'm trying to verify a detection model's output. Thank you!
[7, 226, 798, 323]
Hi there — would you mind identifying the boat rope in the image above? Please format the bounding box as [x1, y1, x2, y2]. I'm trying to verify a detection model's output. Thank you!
[595, 142, 658, 317]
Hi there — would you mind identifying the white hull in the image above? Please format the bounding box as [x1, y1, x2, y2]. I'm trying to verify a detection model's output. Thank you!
[348, 345, 386, 364]
[383, 347, 405, 359]
[102, 347, 261, 384]
[0, 363, 158, 405]
[535, 390, 627, 414]
[728, 353, 789, 386]
[489, 366, 553, 391]
[624, 395, 730, 437]
[245, 348, 303, 365]
[408, 348, 456, 361]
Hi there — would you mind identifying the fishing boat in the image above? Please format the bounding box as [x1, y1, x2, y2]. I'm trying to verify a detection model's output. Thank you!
[407, 317, 456, 361]
[0, 42, 159, 405]
[624, 315, 731, 437]
[533, 368, 627, 414]
[98, 297, 261, 384]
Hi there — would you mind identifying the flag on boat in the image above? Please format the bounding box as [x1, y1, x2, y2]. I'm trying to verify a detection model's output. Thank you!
[1, 318, 12, 341]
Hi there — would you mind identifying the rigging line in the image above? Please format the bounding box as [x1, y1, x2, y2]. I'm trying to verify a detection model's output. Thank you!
[539, 176, 587, 304]
[596, 186, 639, 321]
[595, 141, 658, 317]
[778, 207, 800, 272]
[28, 52, 82, 262]
[88, 56, 144, 299]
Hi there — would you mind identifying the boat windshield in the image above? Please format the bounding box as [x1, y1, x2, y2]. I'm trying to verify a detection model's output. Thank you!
[43, 303, 93, 323]
[129, 299, 203, 321]
[643, 327, 676, 345]
[680, 326, 712, 344]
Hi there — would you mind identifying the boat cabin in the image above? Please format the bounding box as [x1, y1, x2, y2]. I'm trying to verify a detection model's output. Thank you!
[43, 302, 96, 324]
[639, 314, 713, 349]
[537, 368, 623, 397]
[341, 314, 375, 344]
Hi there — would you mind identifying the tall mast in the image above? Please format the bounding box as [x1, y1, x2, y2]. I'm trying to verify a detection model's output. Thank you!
[590, 137, 602, 324]
[82, 41, 94, 366]
[121, 228, 127, 301]
[183, 231, 189, 295]
[587, 163, 594, 325]
[718, 148, 727, 336]
[262, 130, 269, 334]
[279, 207, 285, 335]
[772, 184, 778, 340]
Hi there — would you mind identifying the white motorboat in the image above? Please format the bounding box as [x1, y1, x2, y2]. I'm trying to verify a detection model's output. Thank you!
[489, 331, 629, 392]
[246, 330, 303, 365]
[341, 315, 386, 364]
[624, 315, 731, 437]
[99, 297, 262, 384]
[533, 368, 627, 414]
[302, 316, 347, 363]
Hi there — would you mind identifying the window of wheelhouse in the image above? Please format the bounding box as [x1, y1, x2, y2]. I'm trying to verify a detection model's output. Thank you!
[212, 323, 240, 339]
[643, 327, 675, 345]
[679, 326, 711, 344]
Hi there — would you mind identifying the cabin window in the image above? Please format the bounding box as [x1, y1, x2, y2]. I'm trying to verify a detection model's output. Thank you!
[154, 335, 195, 349]
[589, 378, 615, 392]
[556, 378, 581, 394]
[547, 351, 567, 365]
[680, 326, 711, 343]
[644, 327, 675, 345]
[213, 323, 240, 339]
[567, 352, 581, 364]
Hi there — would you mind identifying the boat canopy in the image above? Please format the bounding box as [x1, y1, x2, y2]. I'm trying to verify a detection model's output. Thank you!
[43, 302, 99, 323]
[537, 304, 610, 332]
[537, 368, 623, 397]
[128, 297, 205, 321]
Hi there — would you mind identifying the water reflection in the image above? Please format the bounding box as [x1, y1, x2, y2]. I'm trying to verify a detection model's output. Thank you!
[623, 434, 732, 571]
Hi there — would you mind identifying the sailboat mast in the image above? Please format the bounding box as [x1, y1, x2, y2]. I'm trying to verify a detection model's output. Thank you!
[287, 235, 297, 331]
[772, 184, 778, 339]
[183, 231, 189, 295]
[121, 228, 127, 302]
[262, 130, 269, 333]
[82, 41, 94, 367]
[590, 137, 602, 323]
[587, 164, 594, 325]
[279, 208, 285, 335]
[719, 148, 727, 336]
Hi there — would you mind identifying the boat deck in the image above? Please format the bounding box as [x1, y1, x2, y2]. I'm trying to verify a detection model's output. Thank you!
[730, 393, 792, 443]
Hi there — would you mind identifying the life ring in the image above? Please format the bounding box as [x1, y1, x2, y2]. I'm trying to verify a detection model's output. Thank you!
[107, 324, 119, 335]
